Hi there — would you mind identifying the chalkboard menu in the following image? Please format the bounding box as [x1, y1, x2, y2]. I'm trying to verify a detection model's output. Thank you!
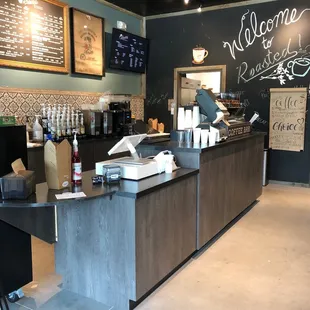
[0, 0, 69, 72]
[269, 88, 307, 152]
[109, 28, 148, 74]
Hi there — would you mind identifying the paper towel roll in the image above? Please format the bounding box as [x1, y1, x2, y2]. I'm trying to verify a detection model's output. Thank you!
[177, 107, 185, 130]
[192, 106, 200, 128]
[185, 109, 193, 129]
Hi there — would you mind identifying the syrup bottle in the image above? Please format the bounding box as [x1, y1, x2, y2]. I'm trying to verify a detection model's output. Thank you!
[72, 132, 82, 185]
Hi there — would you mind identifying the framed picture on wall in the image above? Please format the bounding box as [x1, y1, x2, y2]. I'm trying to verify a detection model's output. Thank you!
[0, 0, 69, 73]
[70, 8, 105, 77]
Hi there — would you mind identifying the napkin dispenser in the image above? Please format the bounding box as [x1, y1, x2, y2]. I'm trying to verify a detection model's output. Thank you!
[0, 171, 35, 200]
[0, 158, 35, 200]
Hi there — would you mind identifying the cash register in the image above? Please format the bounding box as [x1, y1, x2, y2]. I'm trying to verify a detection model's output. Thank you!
[96, 134, 160, 180]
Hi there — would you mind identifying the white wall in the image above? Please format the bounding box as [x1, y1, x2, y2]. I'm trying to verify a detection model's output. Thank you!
[186, 72, 221, 93]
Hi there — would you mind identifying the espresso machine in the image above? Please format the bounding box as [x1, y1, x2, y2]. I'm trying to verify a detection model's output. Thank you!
[103, 101, 133, 136]
[82, 110, 103, 136]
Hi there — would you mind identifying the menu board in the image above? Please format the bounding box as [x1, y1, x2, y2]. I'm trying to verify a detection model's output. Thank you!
[109, 28, 148, 74]
[269, 88, 307, 152]
[0, 0, 69, 72]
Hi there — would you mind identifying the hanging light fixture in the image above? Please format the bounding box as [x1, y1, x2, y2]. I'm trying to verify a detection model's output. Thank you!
[184, 0, 189, 4]
[197, 5, 202, 12]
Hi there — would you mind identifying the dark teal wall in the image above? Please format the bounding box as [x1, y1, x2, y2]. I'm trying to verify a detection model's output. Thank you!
[146, 0, 310, 184]
[0, 0, 142, 95]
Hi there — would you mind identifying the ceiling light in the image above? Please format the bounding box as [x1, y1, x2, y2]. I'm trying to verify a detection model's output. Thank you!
[184, 0, 189, 4]
[197, 5, 202, 12]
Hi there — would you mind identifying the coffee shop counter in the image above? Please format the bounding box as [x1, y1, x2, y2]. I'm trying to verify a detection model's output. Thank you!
[0, 168, 198, 310]
[27, 134, 171, 184]
[138, 132, 265, 249]
[27, 136, 127, 184]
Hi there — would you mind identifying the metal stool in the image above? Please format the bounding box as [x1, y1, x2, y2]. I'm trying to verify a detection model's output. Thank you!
[0, 283, 9, 310]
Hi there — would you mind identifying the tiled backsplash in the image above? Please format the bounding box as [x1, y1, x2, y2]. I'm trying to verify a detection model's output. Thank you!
[0, 87, 144, 122]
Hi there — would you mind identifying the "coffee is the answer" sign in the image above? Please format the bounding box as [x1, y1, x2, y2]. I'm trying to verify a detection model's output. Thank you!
[269, 88, 307, 152]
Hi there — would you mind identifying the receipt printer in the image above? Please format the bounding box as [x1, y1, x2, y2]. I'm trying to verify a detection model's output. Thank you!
[102, 165, 121, 183]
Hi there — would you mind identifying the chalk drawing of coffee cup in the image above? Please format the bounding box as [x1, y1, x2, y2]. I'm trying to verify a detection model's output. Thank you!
[192, 47, 208, 65]
[290, 57, 310, 77]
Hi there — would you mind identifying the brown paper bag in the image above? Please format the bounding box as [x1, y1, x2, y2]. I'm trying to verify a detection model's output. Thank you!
[44, 139, 72, 190]
[158, 123, 165, 133]
[148, 118, 159, 131]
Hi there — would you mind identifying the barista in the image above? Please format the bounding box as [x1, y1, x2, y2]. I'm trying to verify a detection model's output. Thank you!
[195, 89, 225, 124]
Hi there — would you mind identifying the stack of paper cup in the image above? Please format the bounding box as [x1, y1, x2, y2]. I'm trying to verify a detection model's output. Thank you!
[185, 109, 192, 129]
[192, 106, 200, 128]
[177, 107, 185, 130]
[209, 131, 217, 145]
[193, 128, 201, 144]
[201, 129, 209, 144]
[165, 155, 174, 174]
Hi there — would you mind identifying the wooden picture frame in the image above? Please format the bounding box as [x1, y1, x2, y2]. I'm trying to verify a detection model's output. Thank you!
[70, 8, 105, 77]
[0, 0, 69, 73]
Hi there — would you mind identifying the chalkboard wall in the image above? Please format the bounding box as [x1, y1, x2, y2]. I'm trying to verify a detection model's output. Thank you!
[146, 0, 310, 184]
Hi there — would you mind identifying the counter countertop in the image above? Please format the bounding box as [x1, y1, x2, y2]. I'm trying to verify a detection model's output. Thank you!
[27, 136, 123, 149]
[139, 132, 266, 153]
[27, 134, 172, 149]
[0, 168, 198, 207]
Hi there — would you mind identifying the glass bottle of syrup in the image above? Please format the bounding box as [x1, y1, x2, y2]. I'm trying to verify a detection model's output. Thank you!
[72, 132, 82, 185]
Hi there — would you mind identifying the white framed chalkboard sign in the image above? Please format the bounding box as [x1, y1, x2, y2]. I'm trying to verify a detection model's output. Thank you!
[0, 0, 69, 73]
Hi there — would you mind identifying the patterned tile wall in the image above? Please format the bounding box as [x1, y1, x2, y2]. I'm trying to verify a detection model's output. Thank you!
[0, 87, 144, 123]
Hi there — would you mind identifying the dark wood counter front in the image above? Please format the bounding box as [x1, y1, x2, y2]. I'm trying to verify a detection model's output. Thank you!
[197, 134, 264, 248]
[0, 169, 198, 310]
[0, 133, 264, 308]
[138, 133, 265, 249]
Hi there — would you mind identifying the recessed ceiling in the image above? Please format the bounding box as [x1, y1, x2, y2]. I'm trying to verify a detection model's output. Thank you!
[104, 0, 248, 17]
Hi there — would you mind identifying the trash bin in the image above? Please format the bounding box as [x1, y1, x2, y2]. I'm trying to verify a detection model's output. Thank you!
[263, 149, 269, 186]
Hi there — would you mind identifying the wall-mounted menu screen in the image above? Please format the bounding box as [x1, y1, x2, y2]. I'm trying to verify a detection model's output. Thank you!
[109, 28, 148, 74]
[0, 0, 69, 73]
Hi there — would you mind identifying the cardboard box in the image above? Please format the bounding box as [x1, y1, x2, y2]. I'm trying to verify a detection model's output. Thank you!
[44, 139, 72, 190]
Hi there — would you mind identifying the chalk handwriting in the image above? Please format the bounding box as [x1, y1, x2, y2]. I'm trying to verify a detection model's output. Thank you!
[238, 35, 310, 85]
[262, 36, 274, 50]
[237, 38, 298, 84]
[147, 93, 169, 105]
[256, 117, 268, 126]
[242, 98, 251, 108]
[272, 120, 304, 132]
[235, 90, 246, 96]
[223, 8, 310, 60]
[259, 89, 270, 99]
[274, 96, 300, 110]
[260, 38, 310, 84]
[222, 7, 310, 85]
